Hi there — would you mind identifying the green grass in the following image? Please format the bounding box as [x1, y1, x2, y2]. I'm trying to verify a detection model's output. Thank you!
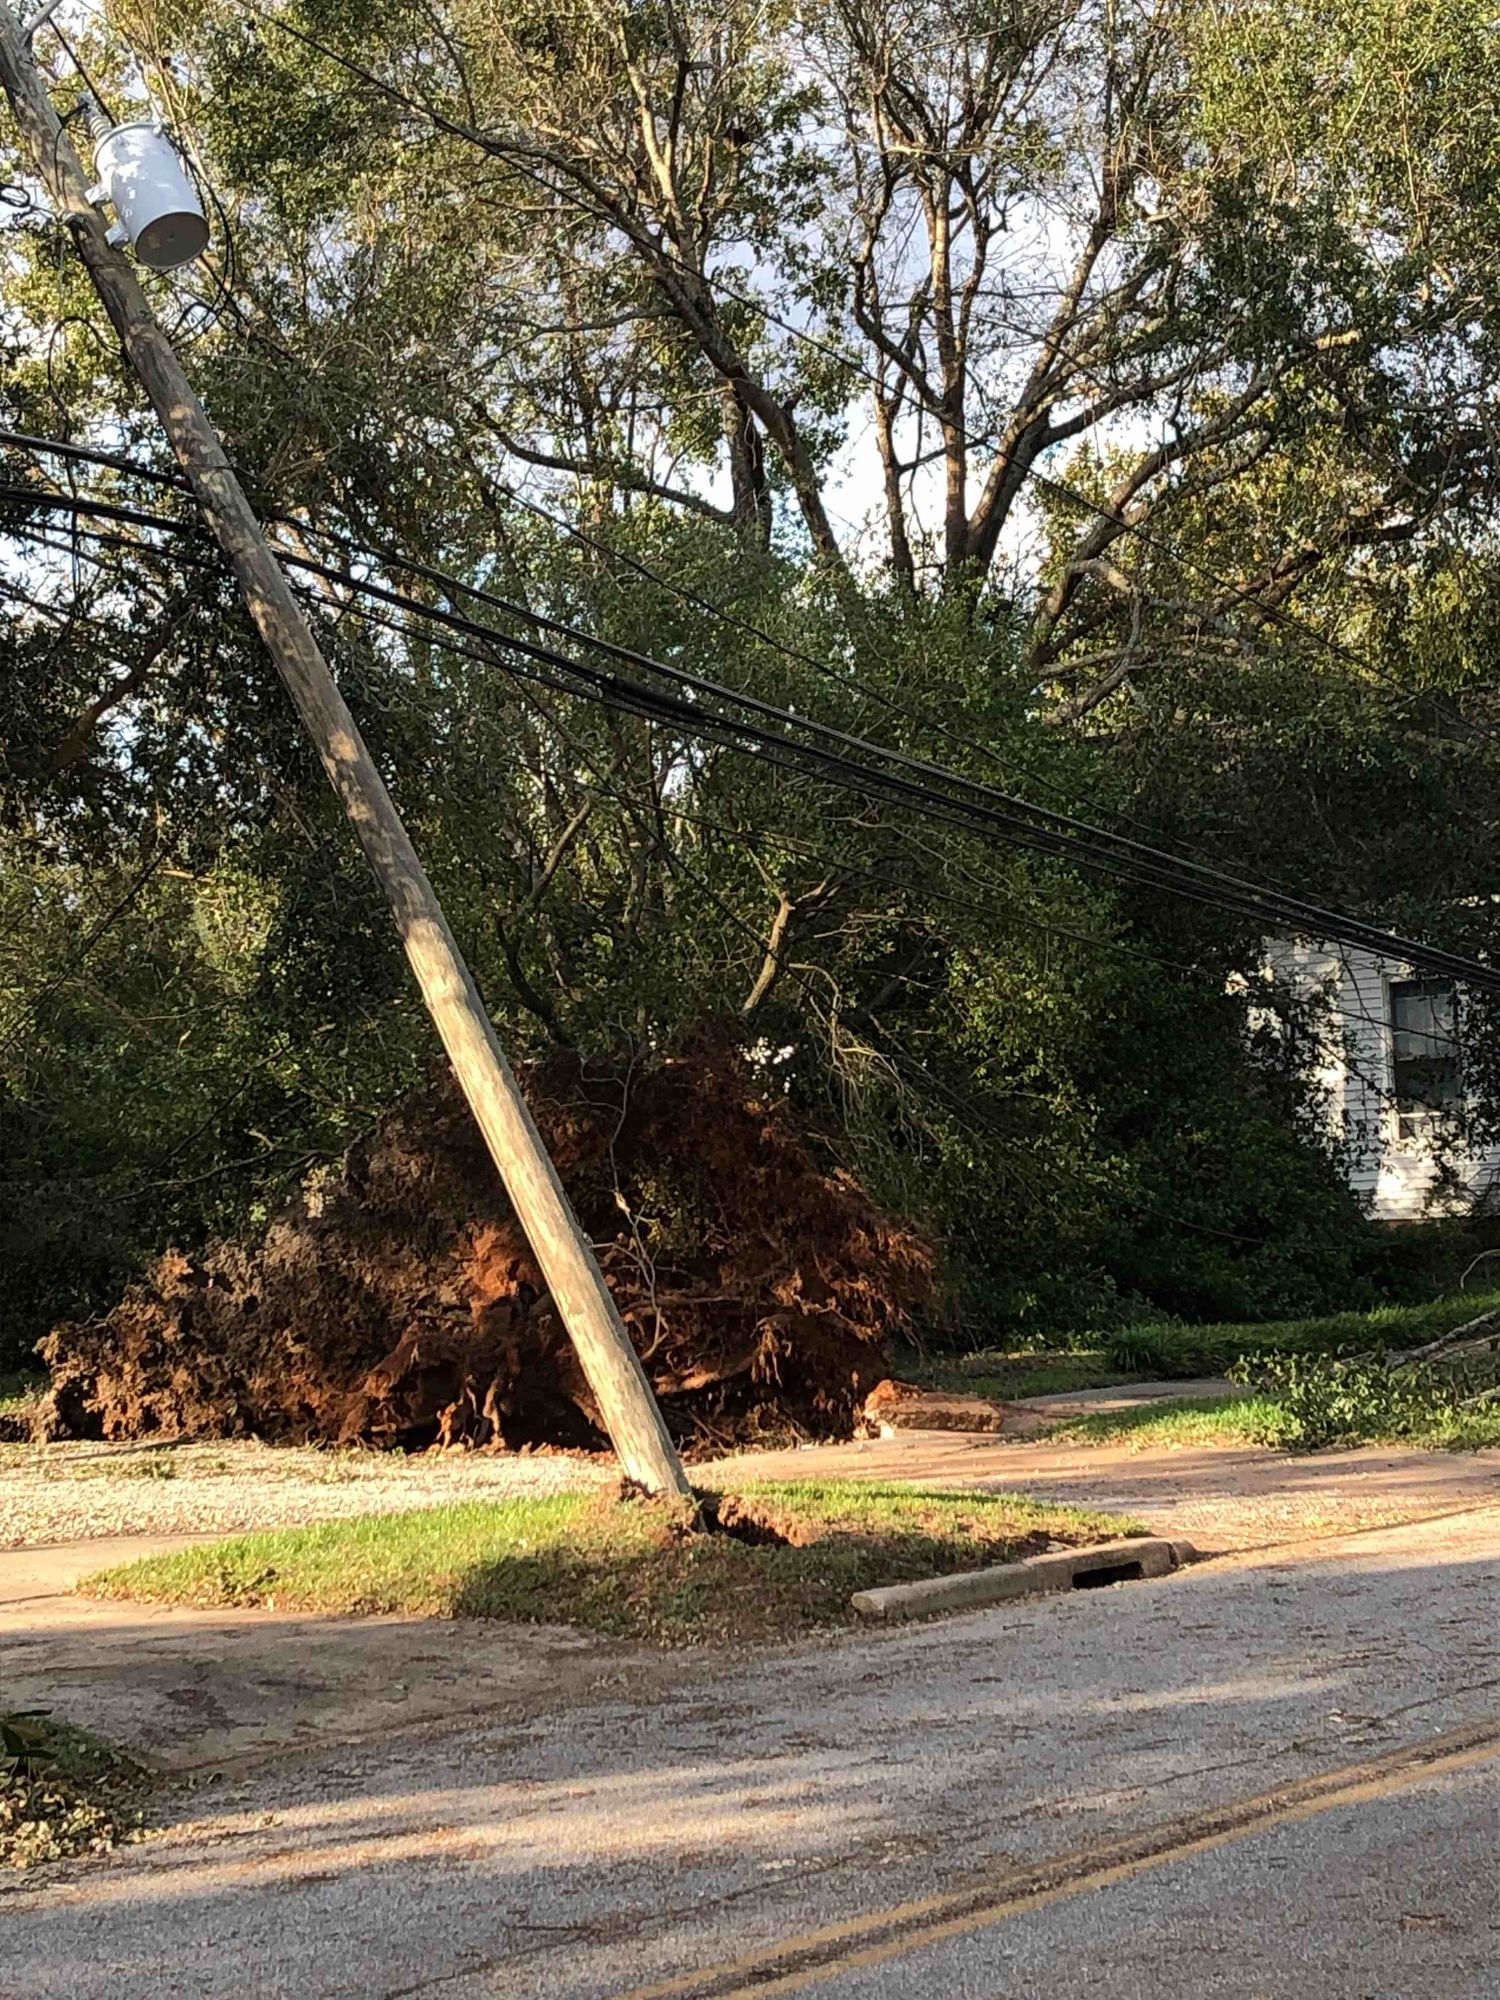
[1044, 1394, 1281, 1450]
[1042, 1392, 1500, 1455]
[911, 1289, 1500, 1404]
[83, 1482, 1141, 1647]
[914, 1350, 1127, 1401]
[1120, 1289, 1500, 1378]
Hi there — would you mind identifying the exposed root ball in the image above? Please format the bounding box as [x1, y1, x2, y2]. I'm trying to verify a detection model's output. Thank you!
[38, 1038, 934, 1453]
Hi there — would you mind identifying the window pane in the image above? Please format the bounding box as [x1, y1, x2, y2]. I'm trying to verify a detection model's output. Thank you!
[1389, 978, 1462, 1134]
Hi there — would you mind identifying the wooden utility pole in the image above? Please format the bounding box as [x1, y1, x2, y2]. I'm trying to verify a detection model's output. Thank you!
[0, 2, 693, 1500]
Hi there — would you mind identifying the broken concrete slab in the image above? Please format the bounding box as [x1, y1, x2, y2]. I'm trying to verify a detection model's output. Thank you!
[859, 1378, 1008, 1436]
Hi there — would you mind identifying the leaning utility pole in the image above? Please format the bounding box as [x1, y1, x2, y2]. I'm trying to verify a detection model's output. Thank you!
[0, 2, 692, 1499]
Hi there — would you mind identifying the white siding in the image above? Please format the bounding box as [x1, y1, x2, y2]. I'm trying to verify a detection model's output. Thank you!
[1265, 939, 1500, 1223]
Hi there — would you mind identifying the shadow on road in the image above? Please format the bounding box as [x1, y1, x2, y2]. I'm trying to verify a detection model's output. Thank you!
[4, 1511, 1498, 1998]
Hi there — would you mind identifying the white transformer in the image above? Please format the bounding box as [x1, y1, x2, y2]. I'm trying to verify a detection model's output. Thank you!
[90, 120, 208, 272]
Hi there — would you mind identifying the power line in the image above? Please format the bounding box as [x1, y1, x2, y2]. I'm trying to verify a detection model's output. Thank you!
[4, 506, 1477, 1075]
[1, 413, 1473, 990]
[0, 477, 1439, 934]
[472, 660, 1429, 1224]
[7, 475, 1500, 996]
[1, 424, 1171, 863]
[5, 503, 1188, 999]
[470, 468, 1153, 833]
[27, 4, 1456, 814]
[308, 575, 1480, 1065]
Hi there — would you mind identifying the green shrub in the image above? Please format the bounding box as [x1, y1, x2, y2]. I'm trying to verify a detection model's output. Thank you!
[1229, 1352, 1464, 1451]
[1102, 1326, 1196, 1378]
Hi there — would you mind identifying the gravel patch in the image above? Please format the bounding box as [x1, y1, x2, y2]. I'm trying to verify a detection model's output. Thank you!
[0, 1438, 614, 1546]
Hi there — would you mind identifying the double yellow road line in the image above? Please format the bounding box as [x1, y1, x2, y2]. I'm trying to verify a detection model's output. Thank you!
[618, 1716, 1500, 1999]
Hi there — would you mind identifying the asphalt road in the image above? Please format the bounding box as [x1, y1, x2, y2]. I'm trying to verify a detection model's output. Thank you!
[747, 1753, 1500, 2000]
[3, 1507, 1497, 1999]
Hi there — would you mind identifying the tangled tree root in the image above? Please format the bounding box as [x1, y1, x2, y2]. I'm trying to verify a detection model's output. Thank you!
[38, 1037, 935, 1454]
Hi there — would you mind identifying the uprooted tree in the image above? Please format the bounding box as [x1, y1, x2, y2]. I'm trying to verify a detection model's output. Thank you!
[10, 0, 1500, 1385]
[37, 1038, 936, 1451]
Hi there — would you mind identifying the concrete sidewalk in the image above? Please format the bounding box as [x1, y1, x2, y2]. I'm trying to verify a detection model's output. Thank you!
[0, 1536, 624, 1773]
[3, 1505, 1497, 1997]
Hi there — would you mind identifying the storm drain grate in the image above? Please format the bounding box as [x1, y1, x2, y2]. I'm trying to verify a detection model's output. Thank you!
[1071, 1559, 1146, 1590]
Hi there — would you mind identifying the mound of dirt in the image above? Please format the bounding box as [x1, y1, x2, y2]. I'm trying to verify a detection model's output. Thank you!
[37, 1037, 935, 1453]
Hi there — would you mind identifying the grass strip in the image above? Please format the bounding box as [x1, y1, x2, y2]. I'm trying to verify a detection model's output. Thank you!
[1042, 1393, 1500, 1454]
[83, 1481, 1140, 1647]
[917, 1287, 1500, 1404]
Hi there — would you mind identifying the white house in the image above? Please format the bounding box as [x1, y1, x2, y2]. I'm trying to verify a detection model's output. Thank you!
[1263, 941, 1500, 1222]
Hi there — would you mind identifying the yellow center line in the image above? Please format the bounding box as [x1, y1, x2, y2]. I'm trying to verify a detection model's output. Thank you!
[616, 1717, 1500, 2000]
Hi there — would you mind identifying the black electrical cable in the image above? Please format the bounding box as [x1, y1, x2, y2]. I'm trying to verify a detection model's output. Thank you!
[45, 21, 119, 128]
[5, 423, 1147, 847]
[8, 474, 1500, 997]
[2, 486, 1485, 986]
[0, 477, 1446, 957]
[470, 466, 1160, 838]
[2, 511, 1193, 987]
[4, 423, 1480, 967]
[3, 508, 1475, 1060]
[0, 427, 186, 486]
[481, 660, 1430, 1153]
[8, 415, 1485, 987]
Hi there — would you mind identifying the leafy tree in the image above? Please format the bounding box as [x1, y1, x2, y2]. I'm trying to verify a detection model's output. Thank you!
[5, 0, 1500, 1370]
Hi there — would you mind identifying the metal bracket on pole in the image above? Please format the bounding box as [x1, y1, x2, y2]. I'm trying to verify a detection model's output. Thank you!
[19, 0, 63, 41]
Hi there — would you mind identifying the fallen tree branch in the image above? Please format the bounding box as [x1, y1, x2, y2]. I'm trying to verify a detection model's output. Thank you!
[1380, 1308, 1500, 1369]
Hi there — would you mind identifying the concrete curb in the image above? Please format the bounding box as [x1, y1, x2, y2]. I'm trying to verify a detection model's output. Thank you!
[849, 1536, 1194, 1622]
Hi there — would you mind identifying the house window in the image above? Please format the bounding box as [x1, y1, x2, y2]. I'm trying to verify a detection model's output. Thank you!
[1389, 978, 1462, 1140]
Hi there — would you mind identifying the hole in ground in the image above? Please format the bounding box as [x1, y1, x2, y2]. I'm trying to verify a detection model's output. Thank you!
[1071, 1560, 1145, 1590]
[696, 1493, 796, 1547]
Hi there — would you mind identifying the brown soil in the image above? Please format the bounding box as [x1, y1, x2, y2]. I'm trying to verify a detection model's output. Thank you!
[37, 1036, 934, 1454]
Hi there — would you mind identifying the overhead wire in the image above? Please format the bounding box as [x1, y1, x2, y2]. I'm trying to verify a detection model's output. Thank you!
[471, 467, 1159, 836]
[299, 569, 1485, 1072]
[7, 469, 1500, 996]
[5, 423, 1124, 843]
[2, 506, 1470, 1094]
[8, 9, 1489, 1141]
[33, 2, 1482, 809]
[432, 644, 1409, 1238]
[5, 472, 1498, 997]
[5, 412, 1478, 931]
[168, 0, 1500, 998]
[0, 458, 1466, 954]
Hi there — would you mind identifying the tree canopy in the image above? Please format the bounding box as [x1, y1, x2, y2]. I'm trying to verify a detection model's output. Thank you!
[5, 0, 1500, 1364]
